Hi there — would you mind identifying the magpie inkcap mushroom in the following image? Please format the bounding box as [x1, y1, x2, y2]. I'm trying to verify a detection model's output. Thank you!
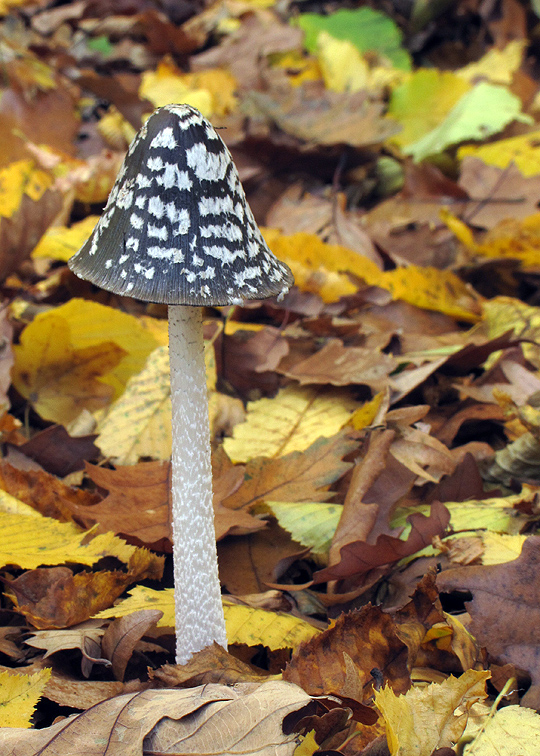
[69, 103, 293, 305]
[68, 104, 294, 664]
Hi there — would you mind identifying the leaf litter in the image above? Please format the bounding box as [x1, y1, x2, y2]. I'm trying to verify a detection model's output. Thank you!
[3, 0, 540, 753]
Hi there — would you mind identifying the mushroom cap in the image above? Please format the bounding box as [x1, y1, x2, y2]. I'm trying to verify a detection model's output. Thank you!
[68, 104, 294, 305]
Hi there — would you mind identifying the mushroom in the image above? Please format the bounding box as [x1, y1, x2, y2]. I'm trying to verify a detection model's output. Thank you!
[68, 104, 293, 664]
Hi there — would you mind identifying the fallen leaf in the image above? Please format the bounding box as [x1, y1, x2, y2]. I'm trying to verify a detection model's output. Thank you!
[223, 432, 357, 512]
[26, 620, 108, 678]
[314, 501, 450, 590]
[284, 605, 410, 702]
[16, 425, 99, 477]
[31, 215, 100, 262]
[465, 705, 540, 755]
[437, 535, 540, 708]
[96, 346, 172, 464]
[0, 459, 99, 521]
[151, 643, 272, 687]
[12, 312, 125, 425]
[95, 586, 318, 651]
[101, 609, 163, 681]
[280, 338, 397, 389]
[266, 501, 341, 557]
[0, 681, 312, 755]
[223, 386, 359, 462]
[0, 667, 51, 728]
[374, 669, 489, 756]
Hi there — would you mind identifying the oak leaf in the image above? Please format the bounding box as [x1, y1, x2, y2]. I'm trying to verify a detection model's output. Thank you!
[437, 535, 540, 708]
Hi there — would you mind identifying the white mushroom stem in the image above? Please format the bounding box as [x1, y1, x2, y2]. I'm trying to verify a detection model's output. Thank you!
[168, 304, 227, 665]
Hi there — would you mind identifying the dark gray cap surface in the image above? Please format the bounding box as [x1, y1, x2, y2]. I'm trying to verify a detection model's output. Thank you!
[68, 104, 293, 305]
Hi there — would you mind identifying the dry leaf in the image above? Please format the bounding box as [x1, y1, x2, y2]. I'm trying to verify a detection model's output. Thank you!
[0, 681, 312, 755]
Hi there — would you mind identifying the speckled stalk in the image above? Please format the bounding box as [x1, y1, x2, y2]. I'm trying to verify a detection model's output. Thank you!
[168, 304, 227, 665]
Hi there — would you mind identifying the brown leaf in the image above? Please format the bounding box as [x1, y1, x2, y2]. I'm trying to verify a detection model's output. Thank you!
[0, 681, 312, 755]
[0, 459, 99, 522]
[192, 14, 304, 91]
[43, 675, 127, 710]
[102, 609, 163, 681]
[329, 430, 396, 567]
[150, 643, 272, 688]
[437, 535, 540, 707]
[248, 84, 400, 148]
[17, 425, 99, 477]
[313, 501, 450, 590]
[68, 461, 172, 551]
[7, 547, 163, 629]
[280, 338, 397, 390]
[283, 605, 410, 704]
[26, 620, 108, 677]
[223, 432, 358, 512]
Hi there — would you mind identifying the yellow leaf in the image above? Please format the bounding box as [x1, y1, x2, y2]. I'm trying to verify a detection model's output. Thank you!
[0, 508, 151, 570]
[457, 40, 525, 85]
[97, 337, 217, 464]
[481, 296, 540, 368]
[31, 216, 100, 261]
[388, 69, 470, 148]
[223, 385, 359, 462]
[458, 130, 540, 176]
[348, 391, 386, 430]
[97, 106, 137, 149]
[13, 300, 160, 412]
[375, 669, 490, 756]
[97, 346, 172, 465]
[374, 265, 480, 322]
[465, 705, 540, 755]
[0, 668, 51, 729]
[316, 32, 369, 92]
[265, 230, 480, 320]
[262, 229, 375, 302]
[266, 501, 341, 556]
[294, 731, 319, 756]
[12, 313, 125, 425]
[140, 59, 237, 117]
[316, 32, 405, 93]
[0, 160, 53, 219]
[270, 51, 322, 87]
[95, 586, 320, 650]
[224, 601, 321, 650]
[478, 532, 527, 565]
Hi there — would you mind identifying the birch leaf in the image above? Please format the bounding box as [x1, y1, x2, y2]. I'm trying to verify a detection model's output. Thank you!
[375, 670, 490, 756]
[0, 668, 51, 728]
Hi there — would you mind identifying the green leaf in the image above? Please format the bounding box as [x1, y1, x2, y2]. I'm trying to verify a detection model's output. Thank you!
[295, 8, 411, 70]
[404, 82, 532, 162]
[266, 501, 341, 556]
